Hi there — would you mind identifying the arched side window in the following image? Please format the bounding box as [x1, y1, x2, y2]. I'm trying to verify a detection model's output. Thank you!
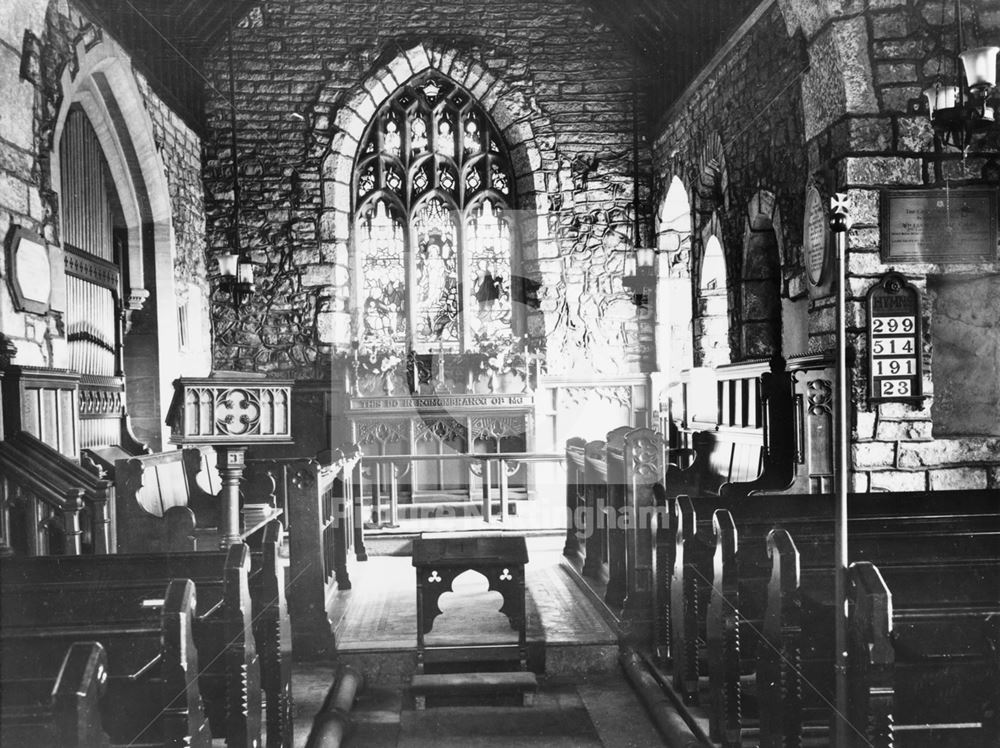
[353, 72, 516, 353]
[698, 233, 732, 367]
[657, 175, 692, 254]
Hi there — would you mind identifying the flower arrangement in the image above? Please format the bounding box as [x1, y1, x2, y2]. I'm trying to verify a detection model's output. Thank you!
[467, 333, 531, 379]
[358, 346, 403, 378]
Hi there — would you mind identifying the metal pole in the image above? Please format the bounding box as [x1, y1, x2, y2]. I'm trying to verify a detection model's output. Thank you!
[830, 193, 851, 745]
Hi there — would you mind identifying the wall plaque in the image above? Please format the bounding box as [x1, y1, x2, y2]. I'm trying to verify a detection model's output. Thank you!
[880, 187, 998, 263]
[866, 273, 923, 404]
[5, 227, 52, 315]
[803, 185, 830, 285]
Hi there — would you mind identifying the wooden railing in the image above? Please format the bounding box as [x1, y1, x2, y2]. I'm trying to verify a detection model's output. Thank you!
[0, 431, 113, 555]
[361, 451, 565, 527]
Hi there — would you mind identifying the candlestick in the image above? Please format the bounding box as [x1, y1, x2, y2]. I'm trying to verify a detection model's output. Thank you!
[350, 340, 360, 397]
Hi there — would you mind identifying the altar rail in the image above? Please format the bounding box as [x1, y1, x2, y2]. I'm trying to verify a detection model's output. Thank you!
[361, 451, 565, 527]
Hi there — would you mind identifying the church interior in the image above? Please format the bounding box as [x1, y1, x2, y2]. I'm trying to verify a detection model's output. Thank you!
[1, 0, 999, 745]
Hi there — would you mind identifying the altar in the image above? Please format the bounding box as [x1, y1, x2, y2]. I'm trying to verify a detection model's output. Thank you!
[346, 391, 534, 500]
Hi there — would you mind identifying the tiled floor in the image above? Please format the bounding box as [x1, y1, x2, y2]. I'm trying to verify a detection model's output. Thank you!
[331, 537, 615, 651]
[286, 536, 664, 746]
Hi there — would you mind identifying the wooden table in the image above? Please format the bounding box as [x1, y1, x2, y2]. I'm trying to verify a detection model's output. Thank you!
[412, 534, 529, 673]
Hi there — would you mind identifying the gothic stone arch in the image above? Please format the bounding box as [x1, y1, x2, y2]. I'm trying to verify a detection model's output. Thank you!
[49, 32, 178, 448]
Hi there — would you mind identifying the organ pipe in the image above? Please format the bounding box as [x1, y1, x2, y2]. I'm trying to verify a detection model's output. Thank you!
[60, 106, 122, 378]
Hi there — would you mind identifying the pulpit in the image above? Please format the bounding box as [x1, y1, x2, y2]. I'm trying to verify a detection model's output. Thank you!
[166, 372, 293, 548]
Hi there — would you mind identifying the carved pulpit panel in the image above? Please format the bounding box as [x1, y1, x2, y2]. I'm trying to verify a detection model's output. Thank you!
[167, 374, 294, 446]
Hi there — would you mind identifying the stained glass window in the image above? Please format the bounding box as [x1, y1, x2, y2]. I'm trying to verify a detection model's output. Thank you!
[357, 200, 406, 344]
[467, 198, 512, 340]
[353, 72, 517, 352]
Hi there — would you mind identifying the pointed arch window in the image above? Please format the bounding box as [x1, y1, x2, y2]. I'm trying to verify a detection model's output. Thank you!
[353, 72, 516, 352]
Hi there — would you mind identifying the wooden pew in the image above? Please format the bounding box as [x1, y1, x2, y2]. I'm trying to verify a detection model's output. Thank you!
[282, 445, 362, 659]
[113, 447, 220, 552]
[564, 426, 677, 651]
[0, 577, 211, 747]
[1, 544, 270, 747]
[846, 561, 1000, 748]
[604, 426, 632, 612]
[252, 521, 294, 748]
[665, 489, 1000, 684]
[760, 530, 1000, 747]
[667, 357, 801, 503]
[668, 354, 835, 501]
[1, 641, 110, 748]
[562, 436, 588, 561]
[708, 510, 1000, 745]
[666, 489, 1000, 738]
[581, 439, 611, 585]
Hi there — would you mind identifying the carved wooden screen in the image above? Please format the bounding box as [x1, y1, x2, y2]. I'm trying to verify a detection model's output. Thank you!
[353, 72, 516, 353]
[60, 106, 121, 379]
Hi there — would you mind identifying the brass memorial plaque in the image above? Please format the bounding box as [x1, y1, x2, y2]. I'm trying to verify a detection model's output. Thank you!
[880, 187, 998, 264]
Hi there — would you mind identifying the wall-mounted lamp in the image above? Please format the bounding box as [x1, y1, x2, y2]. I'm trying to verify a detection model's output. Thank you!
[218, 248, 254, 309]
[918, 0, 999, 153]
[218, 11, 254, 312]
[622, 246, 657, 307]
[617, 60, 658, 309]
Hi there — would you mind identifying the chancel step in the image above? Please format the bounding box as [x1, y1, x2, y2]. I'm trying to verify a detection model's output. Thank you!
[411, 671, 538, 710]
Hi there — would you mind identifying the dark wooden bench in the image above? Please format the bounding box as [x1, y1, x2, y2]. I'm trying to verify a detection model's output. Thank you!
[114, 447, 220, 552]
[666, 428, 766, 499]
[761, 530, 1000, 747]
[0, 641, 110, 748]
[846, 560, 1000, 748]
[281, 446, 363, 659]
[1, 542, 278, 747]
[564, 426, 680, 648]
[562, 436, 588, 561]
[663, 489, 1000, 739]
[661, 489, 1000, 674]
[707, 508, 1000, 745]
[0, 577, 211, 747]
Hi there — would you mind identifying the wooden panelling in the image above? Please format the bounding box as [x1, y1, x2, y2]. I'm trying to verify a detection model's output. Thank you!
[1, 367, 81, 459]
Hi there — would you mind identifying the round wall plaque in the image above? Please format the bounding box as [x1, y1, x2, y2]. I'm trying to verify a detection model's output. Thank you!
[803, 185, 829, 286]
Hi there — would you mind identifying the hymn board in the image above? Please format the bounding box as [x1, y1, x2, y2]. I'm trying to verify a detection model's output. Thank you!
[866, 273, 922, 403]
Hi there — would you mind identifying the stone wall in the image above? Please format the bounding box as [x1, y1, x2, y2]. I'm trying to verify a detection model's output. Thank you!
[202, 0, 654, 378]
[0, 0, 209, 447]
[0, 0, 63, 367]
[652, 0, 1000, 490]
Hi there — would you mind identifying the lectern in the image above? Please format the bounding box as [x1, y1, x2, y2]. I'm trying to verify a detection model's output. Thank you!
[166, 372, 293, 548]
